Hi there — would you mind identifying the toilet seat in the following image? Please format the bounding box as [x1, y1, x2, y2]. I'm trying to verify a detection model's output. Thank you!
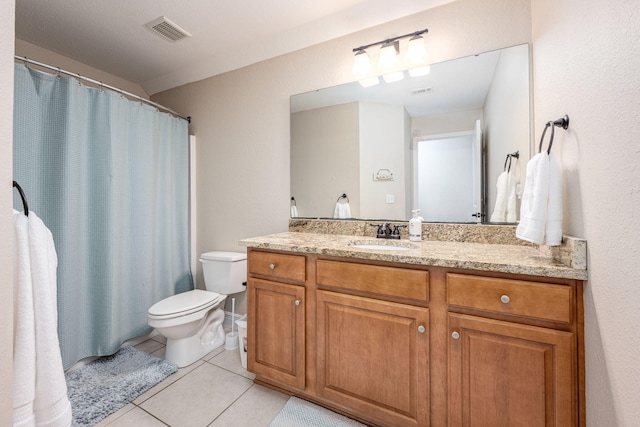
[148, 289, 224, 320]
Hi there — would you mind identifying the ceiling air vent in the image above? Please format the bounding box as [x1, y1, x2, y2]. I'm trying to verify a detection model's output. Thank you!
[145, 16, 192, 42]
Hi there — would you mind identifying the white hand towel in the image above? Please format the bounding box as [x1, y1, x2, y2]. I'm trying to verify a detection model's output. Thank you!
[28, 212, 72, 427]
[516, 153, 550, 245]
[490, 171, 509, 222]
[491, 169, 518, 223]
[545, 152, 563, 245]
[505, 170, 518, 223]
[333, 202, 351, 219]
[290, 205, 298, 218]
[13, 210, 37, 427]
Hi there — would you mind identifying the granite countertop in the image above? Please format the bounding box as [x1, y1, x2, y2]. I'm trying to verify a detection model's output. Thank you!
[239, 232, 588, 280]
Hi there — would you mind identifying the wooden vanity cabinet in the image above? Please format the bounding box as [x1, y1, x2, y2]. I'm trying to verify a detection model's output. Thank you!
[247, 250, 584, 427]
[316, 260, 430, 427]
[247, 251, 306, 390]
[446, 273, 581, 427]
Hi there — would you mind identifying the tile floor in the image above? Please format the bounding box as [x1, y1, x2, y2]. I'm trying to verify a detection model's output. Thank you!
[95, 334, 291, 427]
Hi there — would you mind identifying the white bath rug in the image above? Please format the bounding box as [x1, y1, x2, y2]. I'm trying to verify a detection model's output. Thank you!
[269, 397, 367, 427]
[65, 346, 177, 426]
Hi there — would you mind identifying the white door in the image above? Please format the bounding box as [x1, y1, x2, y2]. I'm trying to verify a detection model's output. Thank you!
[413, 126, 481, 223]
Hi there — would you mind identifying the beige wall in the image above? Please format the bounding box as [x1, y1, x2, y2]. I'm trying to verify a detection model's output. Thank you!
[532, 0, 640, 425]
[291, 103, 360, 218]
[152, 0, 532, 298]
[1, 0, 14, 422]
[15, 39, 149, 99]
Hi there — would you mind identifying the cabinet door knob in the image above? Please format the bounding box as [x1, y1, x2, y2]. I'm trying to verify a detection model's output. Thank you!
[269, 263, 276, 270]
[417, 325, 426, 333]
[500, 294, 510, 304]
[294, 299, 301, 306]
[451, 331, 460, 340]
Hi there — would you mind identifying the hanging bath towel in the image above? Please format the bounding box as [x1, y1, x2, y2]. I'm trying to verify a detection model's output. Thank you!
[516, 152, 563, 245]
[13, 210, 72, 427]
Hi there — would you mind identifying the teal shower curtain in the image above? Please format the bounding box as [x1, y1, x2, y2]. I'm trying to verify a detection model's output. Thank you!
[13, 64, 193, 369]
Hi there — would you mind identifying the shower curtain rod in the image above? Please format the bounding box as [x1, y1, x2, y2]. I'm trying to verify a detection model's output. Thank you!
[14, 55, 191, 123]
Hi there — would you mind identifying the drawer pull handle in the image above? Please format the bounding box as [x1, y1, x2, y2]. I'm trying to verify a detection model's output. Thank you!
[451, 331, 460, 340]
[269, 263, 276, 270]
[294, 299, 301, 306]
[500, 294, 511, 304]
[417, 325, 426, 334]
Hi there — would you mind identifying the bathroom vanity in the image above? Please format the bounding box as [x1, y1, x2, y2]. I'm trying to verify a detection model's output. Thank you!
[240, 226, 587, 427]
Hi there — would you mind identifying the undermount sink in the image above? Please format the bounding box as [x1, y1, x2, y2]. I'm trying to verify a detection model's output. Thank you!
[348, 240, 416, 251]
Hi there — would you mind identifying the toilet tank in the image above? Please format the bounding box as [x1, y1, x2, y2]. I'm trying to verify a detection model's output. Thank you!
[199, 251, 247, 295]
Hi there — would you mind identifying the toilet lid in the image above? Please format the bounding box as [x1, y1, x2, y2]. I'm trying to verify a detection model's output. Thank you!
[148, 289, 223, 318]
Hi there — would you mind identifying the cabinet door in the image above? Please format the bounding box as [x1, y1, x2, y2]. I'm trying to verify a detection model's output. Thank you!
[448, 313, 575, 427]
[317, 290, 429, 427]
[248, 278, 305, 389]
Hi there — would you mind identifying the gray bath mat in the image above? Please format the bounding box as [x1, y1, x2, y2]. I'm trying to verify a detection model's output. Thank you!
[269, 397, 367, 427]
[65, 346, 177, 426]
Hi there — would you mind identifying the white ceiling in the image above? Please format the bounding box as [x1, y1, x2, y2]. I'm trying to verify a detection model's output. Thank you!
[15, 0, 453, 95]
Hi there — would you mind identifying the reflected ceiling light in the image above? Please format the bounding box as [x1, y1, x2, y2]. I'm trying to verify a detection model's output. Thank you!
[352, 49, 380, 87]
[406, 34, 430, 77]
[351, 28, 429, 86]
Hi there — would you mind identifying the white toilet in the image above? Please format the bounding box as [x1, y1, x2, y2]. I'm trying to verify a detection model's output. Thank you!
[148, 251, 247, 367]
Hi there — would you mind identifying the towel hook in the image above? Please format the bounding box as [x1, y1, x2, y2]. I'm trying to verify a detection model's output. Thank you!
[13, 181, 29, 216]
[337, 193, 349, 203]
[539, 115, 570, 154]
[291, 196, 296, 206]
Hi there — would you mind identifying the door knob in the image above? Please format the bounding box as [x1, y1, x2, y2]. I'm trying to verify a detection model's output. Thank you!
[500, 294, 510, 304]
[417, 325, 426, 333]
[451, 331, 460, 340]
[269, 263, 276, 270]
[294, 299, 301, 306]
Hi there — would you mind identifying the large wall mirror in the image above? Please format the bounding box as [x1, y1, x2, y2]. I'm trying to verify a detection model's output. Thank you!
[290, 43, 531, 223]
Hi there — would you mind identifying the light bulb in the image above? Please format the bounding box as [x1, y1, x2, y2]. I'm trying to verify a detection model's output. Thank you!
[378, 41, 404, 83]
[406, 34, 430, 77]
[352, 50, 380, 87]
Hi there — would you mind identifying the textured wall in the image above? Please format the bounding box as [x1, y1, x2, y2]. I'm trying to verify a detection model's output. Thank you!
[0, 0, 14, 422]
[531, 0, 640, 425]
[152, 0, 532, 301]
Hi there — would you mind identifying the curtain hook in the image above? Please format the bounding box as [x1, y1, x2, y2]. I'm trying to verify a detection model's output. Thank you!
[23, 57, 29, 69]
[56, 67, 62, 80]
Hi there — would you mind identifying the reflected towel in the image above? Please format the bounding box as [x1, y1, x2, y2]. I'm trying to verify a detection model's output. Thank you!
[516, 152, 563, 245]
[333, 202, 351, 219]
[490, 169, 517, 222]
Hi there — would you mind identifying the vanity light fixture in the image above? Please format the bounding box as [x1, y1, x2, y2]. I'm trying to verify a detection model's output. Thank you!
[406, 34, 430, 77]
[352, 49, 380, 87]
[352, 28, 429, 87]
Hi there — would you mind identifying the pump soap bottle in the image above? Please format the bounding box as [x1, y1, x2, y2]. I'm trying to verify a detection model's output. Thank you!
[409, 209, 422, 242]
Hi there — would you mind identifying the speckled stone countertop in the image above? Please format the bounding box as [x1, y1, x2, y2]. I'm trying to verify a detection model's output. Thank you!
[239, 232, 588, 280]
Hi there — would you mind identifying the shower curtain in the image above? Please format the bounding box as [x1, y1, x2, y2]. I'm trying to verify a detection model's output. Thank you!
[13, 63, 193, 369]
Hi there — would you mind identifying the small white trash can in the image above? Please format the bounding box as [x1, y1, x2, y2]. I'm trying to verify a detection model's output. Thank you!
[235, 315, 248, 370]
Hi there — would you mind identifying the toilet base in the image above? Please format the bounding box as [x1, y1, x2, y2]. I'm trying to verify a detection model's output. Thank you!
[164, 311, 227, 367]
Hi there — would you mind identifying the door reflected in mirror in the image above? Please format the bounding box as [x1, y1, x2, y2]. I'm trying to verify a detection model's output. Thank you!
[290, 43, 531, 223]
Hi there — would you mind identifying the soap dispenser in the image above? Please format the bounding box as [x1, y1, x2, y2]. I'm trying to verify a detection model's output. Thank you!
[409, 209, 422, 242]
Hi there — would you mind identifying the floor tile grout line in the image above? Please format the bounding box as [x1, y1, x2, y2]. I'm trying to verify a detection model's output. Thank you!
[205, 383, 261, 427]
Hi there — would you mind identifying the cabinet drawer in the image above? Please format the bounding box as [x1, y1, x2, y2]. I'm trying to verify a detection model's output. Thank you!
[249, 251, 306, 283]
[317, 260, 429, 303]
[447, 273, 573, 324]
